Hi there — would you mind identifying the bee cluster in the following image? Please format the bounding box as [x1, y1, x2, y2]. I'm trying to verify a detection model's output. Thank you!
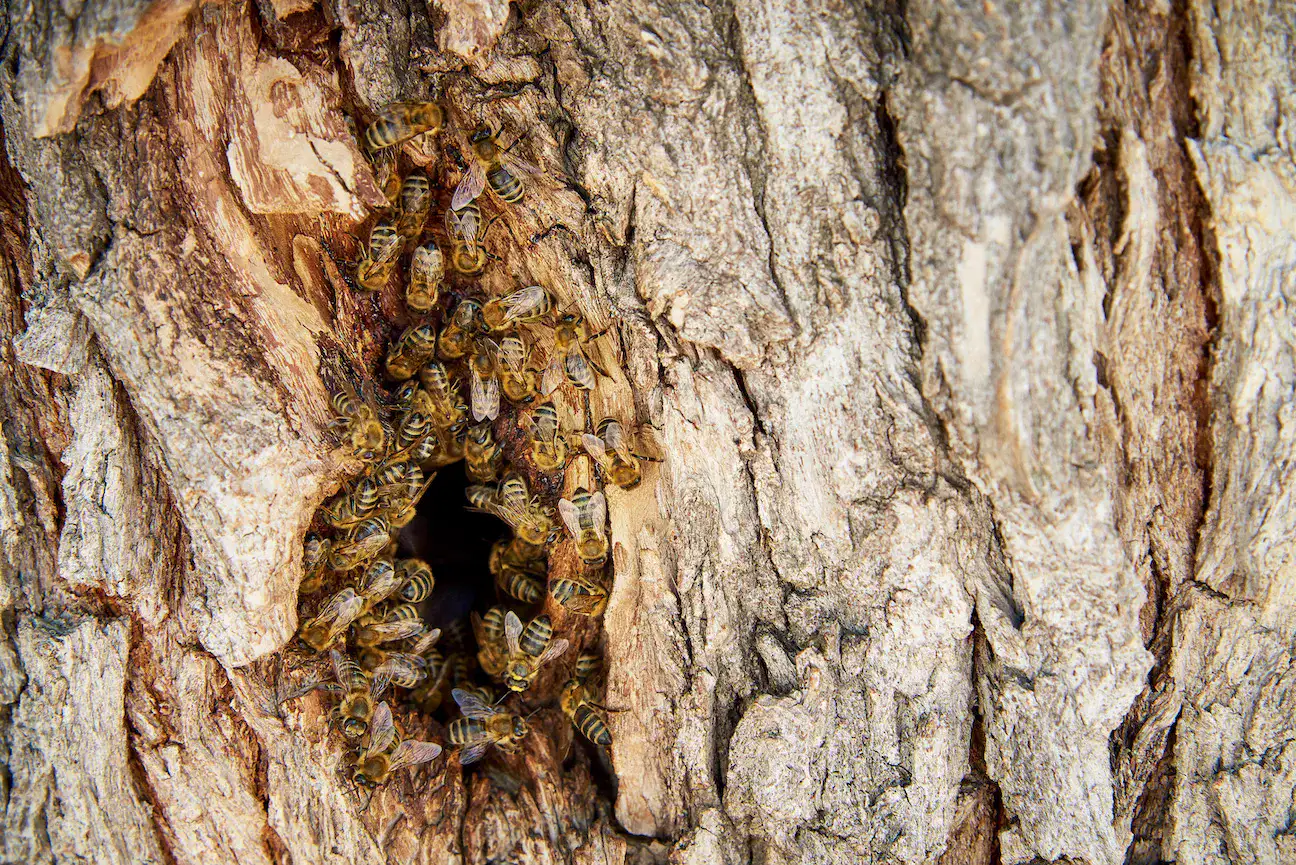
[285, 100, 653, 791]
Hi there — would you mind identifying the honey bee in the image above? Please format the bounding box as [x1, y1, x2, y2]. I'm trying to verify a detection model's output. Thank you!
[409, 648, 452, 713]
[356, 220, 402, 290]
[299, 587, 366, 651]
[561, 676, 612, 746]
[551, 576, 609, 617]
[497, 334, 539, 405]
[481, 285, 552, 332]
[414, 363, 469, 431]
[542, 311, 611, 394]
[357, 558, 402, 612]
[395, 558, 434, 603]
[528, 401, 568, 471]
[301, 534, 331, 594]
[396, 172, 432, 244]
[395, 410, 432, 455]
[497, 568, 544, 605]
[502, 610, 569, 693]
[467, 341, 500, 423]
[407, 242, 444, 313]
[471, 607, 509, 679]
[331, 650, 390, 738]
[470, 475, 557, 546]
[573, 651, 601, 683]
[558, 489, 609, 567]
[444, 204, 496, 277]
[465, 421, 504, 483]
[438, 299, 484, 361]
[490, 535, 548, 576]
[451, 127, 541, 210]
[448, 688, 530, 764]
[352, 701, 443, 788]
[581, 417, 655, 490]
[327, 517, 393, 571]
[319, 475, 381, 529]
[365, 102, 445, 152]
[329, 390, 385, 461]
[385, 323, 439, 381]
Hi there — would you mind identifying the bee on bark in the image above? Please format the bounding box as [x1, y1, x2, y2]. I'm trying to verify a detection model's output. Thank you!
[356, 220, 402, 291]
[467, 341, 501, 423]
[501, 610, 569, 693]
[396, 172, 432, 245]
[561, 676, 612, 746]
[407, 242, 444, 314]
[581, 417, 657, 491]
[327, 517, 393, 571]
[301, 534, 331, 595]
[451, 127, 541, 210]
[465, 421, 504, 483]
[481, 285, 552, 332]
[444, 204, 496, 277]
[329, 390, 385, 461]
[352, 701, 443, 788]
[319, 475, 381, 529]
[299, 588, 366, 652]
[395, 558, 435, 603]
[558, 488, 609, 567]
[365, 102, 445, 152]
[279, 649, 390, 739]
[542, 311, 611, 394]
[471, 607, 509, 680]
[497, 334, 539, 406]
[551, 577, 609, 617]
[527, 401, 568, 471]
[438, 299, 484, 361]
[385, 324, 439, 381]
[447, 688, 530, 764]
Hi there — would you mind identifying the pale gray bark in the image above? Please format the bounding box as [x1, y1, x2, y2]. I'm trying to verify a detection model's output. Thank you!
[0, 0, 1292, 863]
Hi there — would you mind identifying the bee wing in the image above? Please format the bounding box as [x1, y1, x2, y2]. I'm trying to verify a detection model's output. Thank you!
[450, 163, 487, 211]
[557, 591, 605, 616]
[503, 611, 523, 656]
[541, 357, 564, 395]
[410, 628, 442, 655]
[557, 498, 582, 539]
[278, 675, 338, 703]
[589, 491, 607, 527]
[330, 649, 352, 685]
[498, 337, 526, 370]
[364, 620, 426, 644]
[458, 742, 490, 765]
[537, 638, 570, 666]
[388, 739, 444, 772]
[371, 672, 392, 700]
[470, 368, 500, 422]
[502, 152, 542, 176]
[316, 589, 364, 630]
[581, 433, 608, 463]
[364, 701, 397, 758]
[451, 687, 498, 720]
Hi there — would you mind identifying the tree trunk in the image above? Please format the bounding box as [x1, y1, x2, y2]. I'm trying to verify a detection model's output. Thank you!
[1, 0, 1292, 862]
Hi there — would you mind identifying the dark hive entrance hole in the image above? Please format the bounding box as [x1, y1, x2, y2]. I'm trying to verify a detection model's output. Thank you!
[397, 460, 498, 632]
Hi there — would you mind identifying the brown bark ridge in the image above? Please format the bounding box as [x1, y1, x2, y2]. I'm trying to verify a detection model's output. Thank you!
[0, 0, 1291, 863]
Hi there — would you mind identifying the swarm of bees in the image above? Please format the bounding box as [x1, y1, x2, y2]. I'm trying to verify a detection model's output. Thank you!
[282, 99, 660, 792]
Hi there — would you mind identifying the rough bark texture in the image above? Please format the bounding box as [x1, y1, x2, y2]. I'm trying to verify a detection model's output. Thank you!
[0, 0, 1292, 863]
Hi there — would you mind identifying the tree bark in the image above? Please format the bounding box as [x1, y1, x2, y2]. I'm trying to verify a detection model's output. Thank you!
[0, 0, 1292, 863]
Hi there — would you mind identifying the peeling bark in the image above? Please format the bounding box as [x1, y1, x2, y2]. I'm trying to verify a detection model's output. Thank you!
[1, 0, 1293, 863]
